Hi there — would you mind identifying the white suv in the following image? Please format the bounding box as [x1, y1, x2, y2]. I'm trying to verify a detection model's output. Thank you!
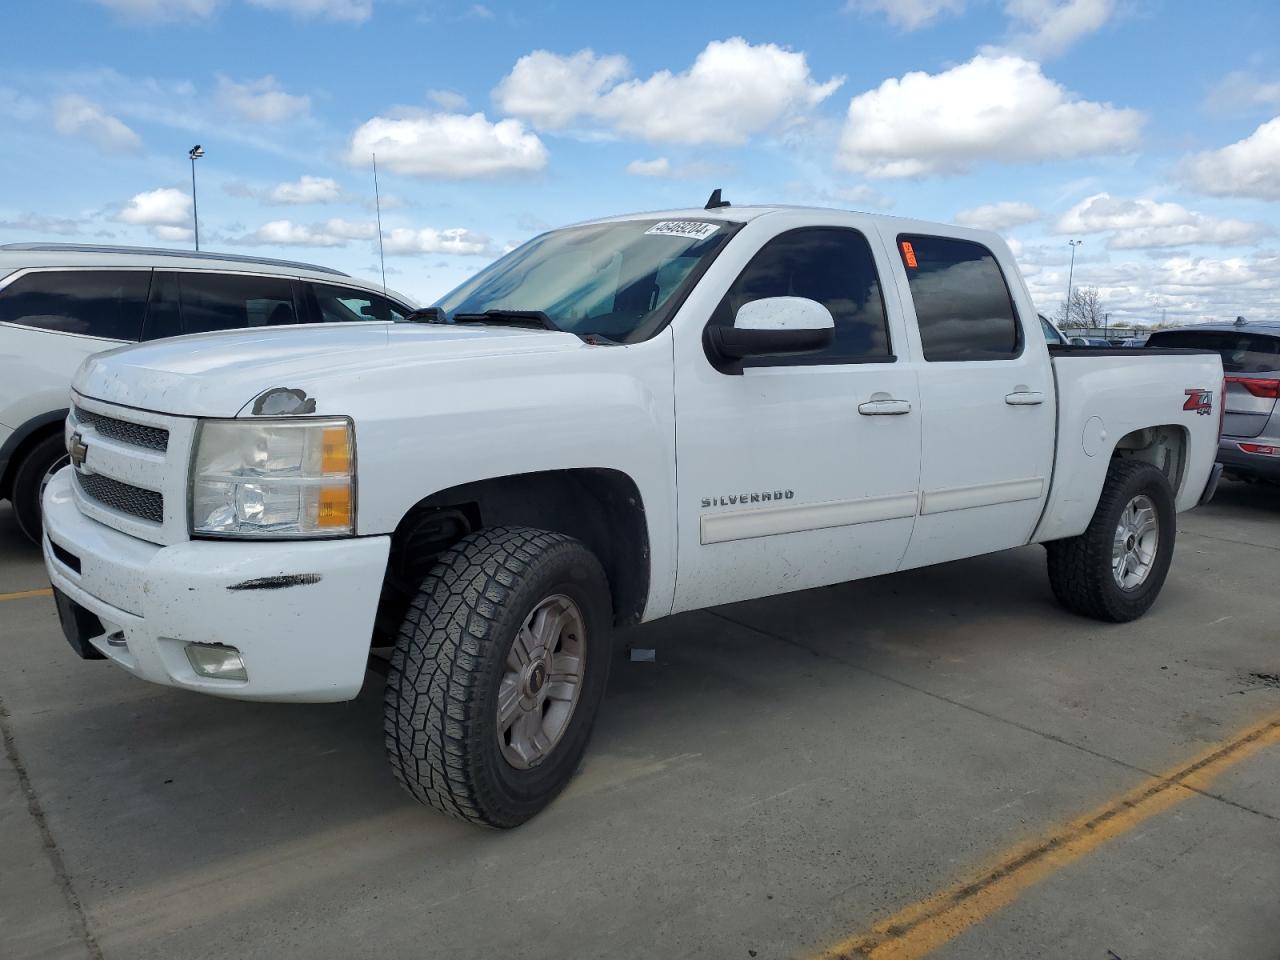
[0, 243, 415, 541]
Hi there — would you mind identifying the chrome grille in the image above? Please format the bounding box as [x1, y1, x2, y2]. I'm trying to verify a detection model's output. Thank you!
[75, 473, 164, 524]
[75, 407, 169, 452]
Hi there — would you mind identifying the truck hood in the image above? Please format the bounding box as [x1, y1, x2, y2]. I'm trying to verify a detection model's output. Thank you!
[74, 322, 585, 418]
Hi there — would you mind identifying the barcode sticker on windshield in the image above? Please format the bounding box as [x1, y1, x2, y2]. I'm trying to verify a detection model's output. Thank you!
[645, 220, 721, 241]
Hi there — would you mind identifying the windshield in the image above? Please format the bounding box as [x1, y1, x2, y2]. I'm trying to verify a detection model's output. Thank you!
[434, 218, 735, 342]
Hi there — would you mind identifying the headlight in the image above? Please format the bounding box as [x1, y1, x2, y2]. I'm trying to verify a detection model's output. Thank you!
[190, 418, 355, 538]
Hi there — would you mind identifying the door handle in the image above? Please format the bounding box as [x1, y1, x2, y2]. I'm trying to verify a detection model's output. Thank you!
[858, 397, 912, 416]
[1005, 390, 1045, 406]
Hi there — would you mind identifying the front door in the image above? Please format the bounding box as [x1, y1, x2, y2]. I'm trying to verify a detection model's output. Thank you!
[671, 218, 922, 613]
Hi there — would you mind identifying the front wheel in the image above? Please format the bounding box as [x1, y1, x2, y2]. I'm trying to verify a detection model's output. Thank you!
[384, 526, 612, 827]
[12, 434, 69, 544]
[1046, 459, 1176, 622]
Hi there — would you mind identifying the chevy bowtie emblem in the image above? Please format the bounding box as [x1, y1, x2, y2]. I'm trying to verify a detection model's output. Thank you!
[69, 433, 89, 471]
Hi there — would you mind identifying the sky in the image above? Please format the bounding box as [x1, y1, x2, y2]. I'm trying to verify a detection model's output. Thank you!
[2, 0, 1278, 325]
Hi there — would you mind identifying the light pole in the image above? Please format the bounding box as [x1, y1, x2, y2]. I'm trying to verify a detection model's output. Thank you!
[1065, 239, 1083, 326]
[188, 144, 204, 251]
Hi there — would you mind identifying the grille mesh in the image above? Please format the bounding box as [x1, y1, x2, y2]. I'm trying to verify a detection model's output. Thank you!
[76, 473, 164, 524]
[75, 408, 169, 452]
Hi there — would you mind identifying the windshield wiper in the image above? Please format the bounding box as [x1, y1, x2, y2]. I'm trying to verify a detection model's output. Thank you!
[452, 309, 561, 332]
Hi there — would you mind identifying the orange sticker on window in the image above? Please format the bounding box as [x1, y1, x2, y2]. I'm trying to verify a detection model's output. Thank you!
[900, 240, 918, 268]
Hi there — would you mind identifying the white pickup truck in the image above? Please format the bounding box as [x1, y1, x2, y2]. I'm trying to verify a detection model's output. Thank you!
[41, 203, 1223, 827]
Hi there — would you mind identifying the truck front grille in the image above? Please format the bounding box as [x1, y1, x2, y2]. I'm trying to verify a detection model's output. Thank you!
[75, 407, 169, 452]
[75, 473, 164, 524]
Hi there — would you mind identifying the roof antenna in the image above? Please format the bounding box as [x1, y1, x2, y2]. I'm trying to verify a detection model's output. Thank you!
[372, 152, 387, 295]
[704, 187, 730, 210]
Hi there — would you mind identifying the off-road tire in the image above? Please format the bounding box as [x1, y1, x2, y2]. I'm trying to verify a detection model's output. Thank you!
[12, 434, 68, 544]
[384, 526, 611, 827]
[1046, 459, 1176, 623]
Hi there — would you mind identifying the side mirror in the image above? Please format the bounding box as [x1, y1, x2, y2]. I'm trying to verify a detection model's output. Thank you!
[405, 307, 446, 323]
[706, 296, 834, 373]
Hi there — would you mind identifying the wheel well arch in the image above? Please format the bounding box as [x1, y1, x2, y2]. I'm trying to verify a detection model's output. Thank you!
[0, 410, 68, 500]
[1110, 424, 1189, 498]
[377, 468, 651, 637]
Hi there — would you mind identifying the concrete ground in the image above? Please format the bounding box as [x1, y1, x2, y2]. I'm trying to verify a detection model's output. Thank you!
[1, 483, 1278, 960]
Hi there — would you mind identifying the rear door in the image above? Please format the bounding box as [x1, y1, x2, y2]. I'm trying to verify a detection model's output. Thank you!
[0, 268, 152, 427]
[168, 272, 303, 334]
[883, 231, 1056, 570]
[1146, 330, 1279, 438]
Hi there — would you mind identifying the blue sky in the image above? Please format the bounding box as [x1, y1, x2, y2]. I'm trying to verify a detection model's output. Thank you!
[2, 0, 1278, 324]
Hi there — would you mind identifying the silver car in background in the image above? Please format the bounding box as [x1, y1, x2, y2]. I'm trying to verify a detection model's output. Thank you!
[1146, 322, 1280, 483]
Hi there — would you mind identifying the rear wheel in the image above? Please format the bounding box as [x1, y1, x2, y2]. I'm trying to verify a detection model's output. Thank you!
[12, 434, 69, 544]
[1046, 459, 1176, 622]
[383, 526, 611, 827]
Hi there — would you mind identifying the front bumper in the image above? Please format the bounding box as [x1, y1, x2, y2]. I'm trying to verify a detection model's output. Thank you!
[42, 468, 391, 702]
[1218, 435, 1280, 481]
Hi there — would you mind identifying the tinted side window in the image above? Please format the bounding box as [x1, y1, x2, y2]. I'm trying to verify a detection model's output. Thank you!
[311, 283, 408, 323]
[1146, 330, 1279, 373]
[0, 270, 149, 340]
[709, 227, 891, 364]
[141, 272, 182, 341]
[178, 273, 297, 334]
[898, 235, 1021, 362]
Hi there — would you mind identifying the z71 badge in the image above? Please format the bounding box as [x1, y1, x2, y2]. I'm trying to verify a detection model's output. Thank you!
[1183, 388, 1214, 415]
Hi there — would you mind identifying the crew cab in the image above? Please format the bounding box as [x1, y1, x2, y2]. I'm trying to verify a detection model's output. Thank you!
[41, 204, 1224, 828]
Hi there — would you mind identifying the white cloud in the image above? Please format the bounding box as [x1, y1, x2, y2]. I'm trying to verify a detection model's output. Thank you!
[383, 227, 494, 256]
[1158, 255, 1266, 289]
[956, 200, 1043, 230]
[240, 218, 374, 247]
[493, 49, 630, 129]
[836, 55, 1142, 177]
[1004, 0, 1113, 58]
[844, 0, 965, 30]
[624, 157, 719, 179]
[626, 158, 673, 177]
[428, 89, 469, 111]
[1206, 71, 1280, 112]
[829, 184, 895, 209]
[216, 75, 310, 123]
[52, 95, 141, 152]
[1181, 117, 1280, 202]
[0, 213, 86, 236]
[494, 38, 843, 145]
[346, 112, 548, 178]
[244, 0, 372, 22]
[1056, 193, 1271, 249]
[118, 187, 191, 227]
[269, 175, 342, 204]
[1016, 248, 1280, 324]
[90, 0, 219, 20]
[151, 225, 194, 242]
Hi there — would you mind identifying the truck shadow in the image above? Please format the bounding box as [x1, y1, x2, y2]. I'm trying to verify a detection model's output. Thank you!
[1210, 477, 1280, 514]
[4, 494, 1274, 955]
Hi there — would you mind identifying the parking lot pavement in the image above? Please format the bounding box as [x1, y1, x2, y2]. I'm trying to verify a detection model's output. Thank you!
[1, 483, 1277, 960]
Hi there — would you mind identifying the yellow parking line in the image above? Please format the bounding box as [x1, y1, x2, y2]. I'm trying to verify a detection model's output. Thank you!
[0, 587, 53, 602]
[814, 710, 1280, 960]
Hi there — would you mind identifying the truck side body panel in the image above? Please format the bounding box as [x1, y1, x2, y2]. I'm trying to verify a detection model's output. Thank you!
[1033, 351, 1222, 542]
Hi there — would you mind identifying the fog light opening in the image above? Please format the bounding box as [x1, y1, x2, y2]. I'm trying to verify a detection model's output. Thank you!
[185, 642, 248, 682]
